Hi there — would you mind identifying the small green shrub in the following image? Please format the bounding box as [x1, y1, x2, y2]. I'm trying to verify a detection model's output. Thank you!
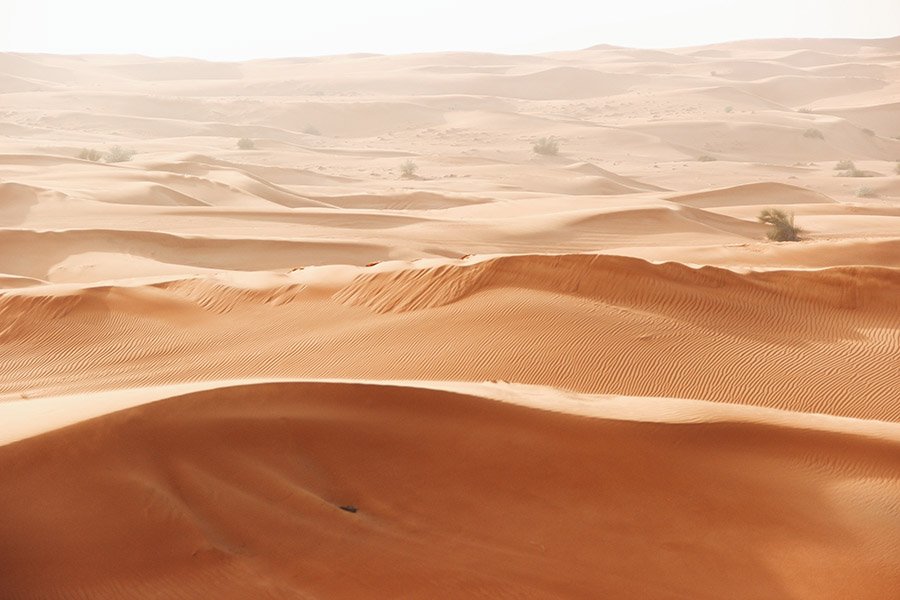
[400, 160, 418, 179]
[724, 106, 734, 113]
[237, 137, 255, 150]
[533, 137, 560, 156]
[78, 148, 103, 161]
[697, 154, 717, 162]
[758, 208, 802, 242]
[104, 145, 135, 163]
[803, 128, 824, 140]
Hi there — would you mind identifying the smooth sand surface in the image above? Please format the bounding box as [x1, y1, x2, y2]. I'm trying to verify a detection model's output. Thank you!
[1, 37, 898, 598]
[3, 381, 900, 599]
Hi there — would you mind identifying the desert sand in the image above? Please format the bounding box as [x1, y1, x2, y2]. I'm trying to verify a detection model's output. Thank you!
[0, 36, 899, 599]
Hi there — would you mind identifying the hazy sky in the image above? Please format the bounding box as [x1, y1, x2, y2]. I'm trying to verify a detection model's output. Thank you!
[2, 0, 898, 59]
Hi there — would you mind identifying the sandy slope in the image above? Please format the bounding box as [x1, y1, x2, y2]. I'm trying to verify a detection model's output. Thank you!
[2, 381, 899, 600]
[1, 36, 899, 599]
[1, 254, 897, 422]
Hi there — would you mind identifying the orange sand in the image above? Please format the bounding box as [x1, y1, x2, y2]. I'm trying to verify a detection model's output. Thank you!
[1, 36, 898, 599]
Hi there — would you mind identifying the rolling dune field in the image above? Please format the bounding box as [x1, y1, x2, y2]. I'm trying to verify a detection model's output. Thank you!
[1, 36, 899, 599]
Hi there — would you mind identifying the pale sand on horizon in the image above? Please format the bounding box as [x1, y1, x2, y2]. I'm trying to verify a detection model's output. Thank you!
[0, 36, 899, 599]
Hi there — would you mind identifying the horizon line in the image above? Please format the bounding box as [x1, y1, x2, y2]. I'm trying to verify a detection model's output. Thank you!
[2, 33, 898, 63]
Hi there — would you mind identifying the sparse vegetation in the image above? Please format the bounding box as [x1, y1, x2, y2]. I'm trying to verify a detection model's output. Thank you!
[838, 167, 871, 178]
[697, 154, 717, 162]
[803, 128, 824, 140]
[77, 148, 103, 162]
[758, 208, 802, 242]
[835, 160, 855, 171]
[724, 106, 734, 113]
[237, 137, 255, 150]
[895, 161, 900, 175]
[400, 160, 418, 179]
[798, 107, 814, 114]
[532, 136, 560, 156]
[856, 186, 878, 198]
[304, 125, 321, 136]
[104, 145, 135, 163]
[862, 128, 875, 137]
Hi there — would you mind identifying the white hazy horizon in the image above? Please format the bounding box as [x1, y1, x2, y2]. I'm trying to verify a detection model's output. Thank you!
[2, 0, 899, 60]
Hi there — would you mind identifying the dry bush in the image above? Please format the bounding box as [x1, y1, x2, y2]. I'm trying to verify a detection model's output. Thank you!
[838, 168, 871, 178]
[533, 137, 560, 156]
[105, 146, 135, 163]
[856, 186, 878, 198]
[400, 160, 418, 179]
[803, 128, 824, 140]
[237, 138, 255, 150]
[78, 148, 103, 161]
[835, 160, 855, 171]
[758, 208, 802, 242]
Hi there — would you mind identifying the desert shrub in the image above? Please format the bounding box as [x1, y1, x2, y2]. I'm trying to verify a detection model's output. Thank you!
[78, 148, 103, 161]
[798, 107, 814, 114]
[803, 128, 824, 140]
[724, 106, 734, 113]
[304, 125, 321, 135]
[400, 160, 418, 179]
[835, 160, 855, 171]
[533, 137, 560, 156]
[856, 186, 878, 198]
[758, 208, 802, 242]
[862, 128, 875, 136]
[895, 162, 900, 175]
[838, 168, 870, 178]
[104, 145, 135, 163]
[237, 137, 255, 150]
[697, 154, 717, 162]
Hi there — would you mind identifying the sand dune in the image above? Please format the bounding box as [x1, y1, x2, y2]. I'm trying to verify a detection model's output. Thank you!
[1, 254, 897, 422]
[0, 229, 394, 281]
[2, 381, 899, 600]
[607, 238, 900, 269]
[1, 36, 899, 598]
[815, 100, 900, 135]
[670, 181, 836, 208]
